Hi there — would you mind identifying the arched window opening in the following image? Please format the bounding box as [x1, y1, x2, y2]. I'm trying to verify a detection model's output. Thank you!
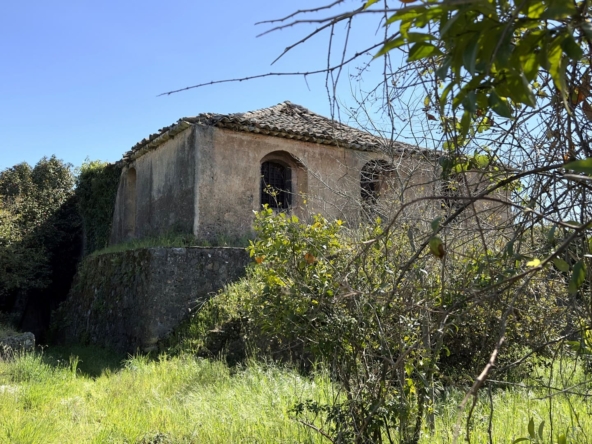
[124, 168, 137, 238]
[441, 174, 467, 211]
[261, 161, 292, 209]
[361, 160, 394, 205]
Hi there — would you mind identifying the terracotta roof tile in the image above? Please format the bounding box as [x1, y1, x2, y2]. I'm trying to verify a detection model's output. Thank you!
[123, 101, 431, 162]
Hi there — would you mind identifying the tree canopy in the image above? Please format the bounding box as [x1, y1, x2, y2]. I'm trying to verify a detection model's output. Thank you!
[0, 156, 81, 325]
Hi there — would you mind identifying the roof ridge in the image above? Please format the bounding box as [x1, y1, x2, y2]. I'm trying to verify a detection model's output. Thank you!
[122, 101, 429, 163]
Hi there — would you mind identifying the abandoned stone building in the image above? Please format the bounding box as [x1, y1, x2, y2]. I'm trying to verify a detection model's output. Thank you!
[109, 101, 444, 245]
[57, 102, 510, 352]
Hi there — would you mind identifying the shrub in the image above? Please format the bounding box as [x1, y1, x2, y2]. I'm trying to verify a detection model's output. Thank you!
[176, 207, 568, 443]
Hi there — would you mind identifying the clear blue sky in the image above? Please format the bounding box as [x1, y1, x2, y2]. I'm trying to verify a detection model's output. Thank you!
[0, 0, 387, 171]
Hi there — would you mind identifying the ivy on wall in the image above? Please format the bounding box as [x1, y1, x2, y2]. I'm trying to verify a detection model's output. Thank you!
[76, 160, 122, 255]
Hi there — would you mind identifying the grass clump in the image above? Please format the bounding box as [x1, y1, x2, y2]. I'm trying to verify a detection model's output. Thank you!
[1, 345, 591, 442]
[92, 232, 251, 256]
[0, 348, 330, 443]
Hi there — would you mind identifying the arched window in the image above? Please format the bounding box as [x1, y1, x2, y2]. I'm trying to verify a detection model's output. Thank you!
[441, 174, 467, 211]
[361, 160, 393, 204]
[124, 168, 137, 238]
[261, 161, 292, 209]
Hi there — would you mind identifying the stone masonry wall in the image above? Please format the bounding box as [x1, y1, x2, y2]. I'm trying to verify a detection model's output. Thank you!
[53, 247, 250, 353]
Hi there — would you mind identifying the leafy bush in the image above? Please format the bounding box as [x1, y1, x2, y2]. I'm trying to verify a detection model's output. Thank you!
[177, 207, 568, 443]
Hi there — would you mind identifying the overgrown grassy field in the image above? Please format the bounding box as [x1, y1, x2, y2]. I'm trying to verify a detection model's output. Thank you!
[0, 350, 328, 444]
[0, 347, 591, 443]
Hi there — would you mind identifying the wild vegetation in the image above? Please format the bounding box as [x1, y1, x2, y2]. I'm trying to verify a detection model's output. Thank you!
[75, 160, 122, 256]
[0, 156, 82, 333]
[4, 0, 592, 442]
[173, 207, 583, 443]
[181, 0, 592, 441]
[0, 345, 590, 443]
[0, 157, 125, 335]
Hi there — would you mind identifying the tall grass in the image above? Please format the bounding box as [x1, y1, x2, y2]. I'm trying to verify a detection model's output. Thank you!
[0, 352, 329, 443]
[0, 349, 591, 443]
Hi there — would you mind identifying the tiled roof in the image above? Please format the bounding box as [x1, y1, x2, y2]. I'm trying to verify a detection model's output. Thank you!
[123, 101, 429, 162]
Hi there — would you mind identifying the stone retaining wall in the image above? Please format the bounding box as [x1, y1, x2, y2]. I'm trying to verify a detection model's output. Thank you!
[0, 332, 35, 358]
[53, 247, 250, 352]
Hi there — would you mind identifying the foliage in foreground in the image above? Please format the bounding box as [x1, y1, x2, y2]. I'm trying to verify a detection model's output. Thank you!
[0, 351, 329, 444]
[175, 208, 574, 443]
[0, 349, 591, 443]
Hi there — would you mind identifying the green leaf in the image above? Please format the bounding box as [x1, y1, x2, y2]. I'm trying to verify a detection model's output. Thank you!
[515, 29, 545, 81]
[453, 162, 469, 173]
[460, 110, 471, 138]
[506, 240, 515, 257]
[439, 7, 465, 37]
[553, 257, 570, 273]
[374, 33, 434, 58]
[525, 0, 545, 18]
[511, 439, 530, 444]
[498, 71, 536, 107]
[541, 0, 577, 20]
[387, 6, 424, 24]
[431, 216, 442, 232]
[472, 154, 490, 169]
[538, 420, 545, 440]
[440, 83, 454, 108]
[408, 32, 437, 43]
[363, 0, 379, 9]
[561, 33, 583, 61]
[582, 23, 592, 41]
[463, 37, 479, 75]
[462, 91, 478, 114]
[429, 236, 445, 258]
[547, 38, 569, 106]
[569, 260, 586, 295]
[374, 38, 406, 58]
[522, 51, 540, 82]
[528, 417, 535, 439]
[557, 433, 567, 444]
[564, 158, 592, 175]
[564, 220, 581, 228]
[436, 56, 452, 79]
[488, 91, 513, 118]
[407, 42, 442, 62]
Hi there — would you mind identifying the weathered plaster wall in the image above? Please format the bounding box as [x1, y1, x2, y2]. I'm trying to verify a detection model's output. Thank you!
[53, 247, 250, 352]
[111, 123, 442, 244]
[193, 126, 430, 240]
[111, 128, 197, 244]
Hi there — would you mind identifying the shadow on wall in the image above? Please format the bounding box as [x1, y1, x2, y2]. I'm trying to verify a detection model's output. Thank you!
[124, 167, 137, 239]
